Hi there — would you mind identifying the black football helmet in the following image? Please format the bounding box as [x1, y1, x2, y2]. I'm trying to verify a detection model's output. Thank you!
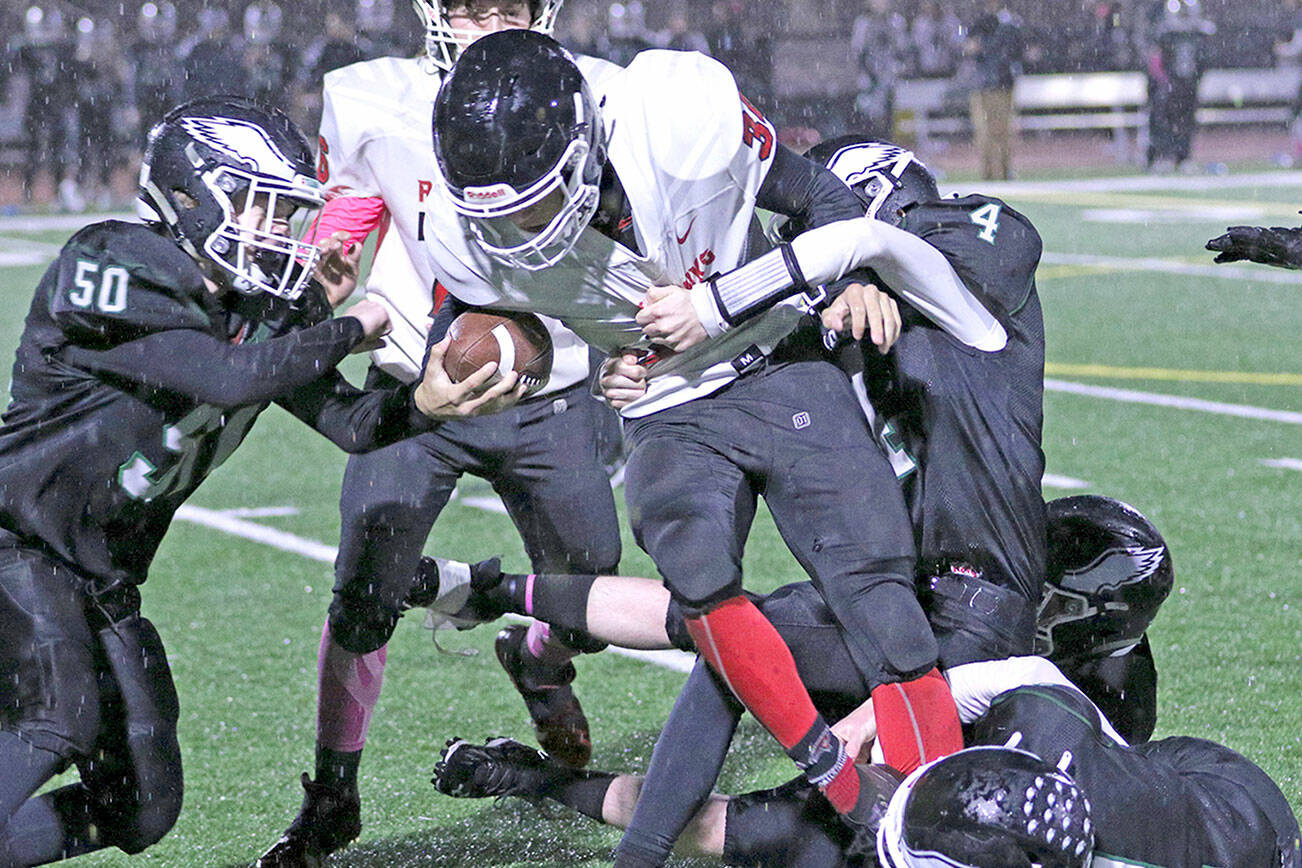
[413, 0, 564, 71]
[1036, 495, 1174, 660]
[433, 29, 605, 271]
[808, 135, 940, 227]
[137, 97, 325, 300]
[878, 746, 1094, 868]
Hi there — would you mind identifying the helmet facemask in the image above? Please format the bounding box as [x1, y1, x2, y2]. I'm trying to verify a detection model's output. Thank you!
[453, 133, 604, 271]
[201, 166, 325, 300]
[412, 0, 563, 71]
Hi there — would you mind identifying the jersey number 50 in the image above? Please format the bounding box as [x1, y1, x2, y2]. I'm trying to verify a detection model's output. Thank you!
[70, 260, 129, 313]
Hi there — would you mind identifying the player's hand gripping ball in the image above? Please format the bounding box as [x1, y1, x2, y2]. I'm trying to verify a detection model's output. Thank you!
[443, 311, 553, 396]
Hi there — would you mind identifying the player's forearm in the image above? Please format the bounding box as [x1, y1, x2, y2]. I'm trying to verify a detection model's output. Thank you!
[61, 318, 365, 408]
[278, 375, 435, 453]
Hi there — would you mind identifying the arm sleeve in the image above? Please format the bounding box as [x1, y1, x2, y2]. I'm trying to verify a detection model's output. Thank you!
[305, 194, 389, 252]
[616, 660, 744, 866]
[790, 217, 1007, 350]
[276, 372, 435, 453]
[59, 317, 365, 409]
[755, 143, 867, 231]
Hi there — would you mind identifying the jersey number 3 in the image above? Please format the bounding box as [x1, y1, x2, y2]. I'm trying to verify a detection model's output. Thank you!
[118, 405, 260, 501]
[969, 203, 1002, 245]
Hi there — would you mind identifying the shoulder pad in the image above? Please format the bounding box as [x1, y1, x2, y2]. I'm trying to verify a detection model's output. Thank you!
[608, 51, 749, 181]
[320, 56, 434, 196]
[51, 220, 215, 347]
[573, 53, 623, 93]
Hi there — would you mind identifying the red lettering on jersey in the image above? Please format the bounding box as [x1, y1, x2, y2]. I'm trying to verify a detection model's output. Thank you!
[680, 248, 716, 289]
[418, 180, 433, 202]
[739, 94, 774, 161]
[316, 137, 331, 184]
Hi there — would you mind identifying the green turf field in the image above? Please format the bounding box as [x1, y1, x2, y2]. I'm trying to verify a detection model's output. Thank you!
[0, 169, 1299, 866]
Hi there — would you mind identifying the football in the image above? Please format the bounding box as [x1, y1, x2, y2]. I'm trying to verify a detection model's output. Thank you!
[443, 311, 553, 396]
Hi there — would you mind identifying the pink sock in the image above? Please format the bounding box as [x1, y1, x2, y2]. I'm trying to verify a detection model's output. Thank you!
[316, 623, 387, 753]
[524, 619, 577, 667]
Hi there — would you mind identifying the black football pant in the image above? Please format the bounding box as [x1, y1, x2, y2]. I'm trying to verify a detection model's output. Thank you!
[329, 371, 622, 654]
[0, 543, 182, 865]
[623, 358, 933, 688]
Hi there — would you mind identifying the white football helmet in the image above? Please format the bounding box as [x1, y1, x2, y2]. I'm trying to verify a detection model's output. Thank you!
[411, 0, 564, 71]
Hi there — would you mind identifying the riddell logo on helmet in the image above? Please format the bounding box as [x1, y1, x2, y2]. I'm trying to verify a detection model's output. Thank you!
[464, 184, 515, 203]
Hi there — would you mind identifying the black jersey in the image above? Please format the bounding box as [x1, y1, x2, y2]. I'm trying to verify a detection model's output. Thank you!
[973, 685, 1300, 868]
[867, 195, 1046, 609]
[0, 221, 427, 591]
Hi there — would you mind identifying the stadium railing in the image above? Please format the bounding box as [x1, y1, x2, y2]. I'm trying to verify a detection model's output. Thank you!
[895, 66, 1302, 161]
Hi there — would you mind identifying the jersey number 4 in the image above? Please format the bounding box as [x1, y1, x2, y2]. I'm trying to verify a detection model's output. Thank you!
[969, 203, 1002, 245]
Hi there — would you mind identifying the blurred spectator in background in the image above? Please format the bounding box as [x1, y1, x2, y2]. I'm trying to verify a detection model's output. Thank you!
[298, 12, 369, 132]
[912, 0, 964, 78]
[11, 5, 77, 205]
[850, 0, 909, 138]
[1275, 0, 1302, 163]
[662, 9, 710, 55]
[964, 0, 1024, 180]
[131, 2, 181, 142]
[180, 9, 249, 101]
[600, 1, 653, 67]
[242, 3, 297, 111]
[70, 17, 127, 210]
[1145, 0, 1214, 172]
[707, 0, 772, 109]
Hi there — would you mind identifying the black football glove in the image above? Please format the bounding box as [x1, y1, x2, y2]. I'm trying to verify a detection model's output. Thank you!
[1206, 223, 1302, 269]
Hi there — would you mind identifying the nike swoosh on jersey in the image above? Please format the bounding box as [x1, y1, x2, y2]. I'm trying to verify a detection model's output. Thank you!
[676, 216, 696, 245]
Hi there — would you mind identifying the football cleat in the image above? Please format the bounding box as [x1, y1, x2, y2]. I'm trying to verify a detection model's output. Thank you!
[495, 624, 592, 768]
[256, 773, 360, 868]
[840, 764, 905, 862]
[432, 737, 557, 800]
[415, 556, 509, 633]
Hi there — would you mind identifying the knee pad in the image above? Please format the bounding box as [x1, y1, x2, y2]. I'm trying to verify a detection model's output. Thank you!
[664, 598, 695, 653]
[89, 616, 183, 854]
[922, 568, 1036, 668]
[327, 597, 401, 655]
[852, 582, 939, 682]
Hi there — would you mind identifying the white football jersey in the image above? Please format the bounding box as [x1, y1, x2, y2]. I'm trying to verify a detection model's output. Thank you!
[317, 53, 623, 390]
[433, 50, 806, 417]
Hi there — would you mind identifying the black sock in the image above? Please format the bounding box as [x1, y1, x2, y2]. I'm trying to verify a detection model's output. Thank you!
[547, 770, 616, 822]
[500, 572, 600, 634]
[315, 746, 361, 789]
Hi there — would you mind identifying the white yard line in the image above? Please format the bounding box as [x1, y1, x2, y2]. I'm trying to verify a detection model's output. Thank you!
[173, 504, 699, 673]
[1261, 458, 1302, 472]
[1045, 378, 1302, 425]
[1042, 474, 1092, 489]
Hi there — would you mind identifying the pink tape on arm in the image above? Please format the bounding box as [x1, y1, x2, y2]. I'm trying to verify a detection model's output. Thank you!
[316, 622, 388, 753]
[305, 194, 388, 250]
